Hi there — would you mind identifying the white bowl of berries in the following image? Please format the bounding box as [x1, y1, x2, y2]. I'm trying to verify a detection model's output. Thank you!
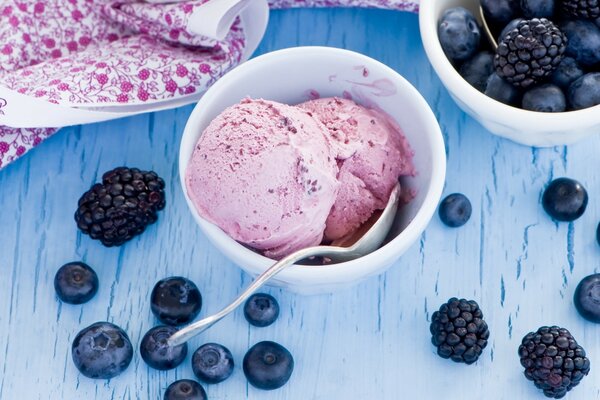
[420, 0, 600, 147]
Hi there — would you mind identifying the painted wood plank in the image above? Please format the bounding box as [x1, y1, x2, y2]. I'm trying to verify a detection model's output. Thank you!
[1, 9, 600, 400]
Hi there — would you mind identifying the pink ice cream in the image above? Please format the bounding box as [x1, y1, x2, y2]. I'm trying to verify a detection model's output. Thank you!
[186, 97, 414, 260]
[298, 97, 414, 241]
[185, 98, 339, 259]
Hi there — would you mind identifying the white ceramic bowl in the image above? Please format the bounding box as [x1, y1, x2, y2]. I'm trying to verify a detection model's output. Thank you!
[420, 0, 600, 147]
[179, 47, 446, 294]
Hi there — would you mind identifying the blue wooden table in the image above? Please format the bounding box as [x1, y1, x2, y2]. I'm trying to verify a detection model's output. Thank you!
[2, 9, 600, 400]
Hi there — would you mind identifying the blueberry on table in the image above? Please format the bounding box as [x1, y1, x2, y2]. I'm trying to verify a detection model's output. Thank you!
[164, 379, 207, 400]
[574, 274, 600, 322]
[458, 51, 495, 92]
[192, 343, 234, 384]
[438, 7, 481, 63]
[243, 341, 294, 390]
[54, 261, 99, 304]
[438, 193, 472, 228]
[140, 326, 188, 370]
[430, 298, 489, 364]
[151, 276, 202, 326]
[71, 322, 133, 379]
[568, 72, 600, 110]
[244, 293, 280, 327]
[542, 178, 588, 221]
[522, 84, 566, 112]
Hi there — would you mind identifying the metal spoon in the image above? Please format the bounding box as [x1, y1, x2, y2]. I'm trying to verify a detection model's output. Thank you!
[168, 182, 401, 347]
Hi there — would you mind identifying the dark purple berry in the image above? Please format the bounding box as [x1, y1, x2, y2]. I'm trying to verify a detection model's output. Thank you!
[542, 178, 588, 221]
[164, 380, 207, 400]
[561, 19, 600, 67]
[568, 72, 600, 109]
[140, 326, 188, 370]
[521, 0, 556, 18]
[522, 84, 566, 112]
[438, 193, 472, 228]
[72, 322, 133, 379]
[574, 274, 600, 322]
[485, 73, 522, 106]
[54, 261, 98, 304]
[243, 341, 294, 390]
[151, 277, 202, 326]
[438, 7, 481, 63]
[550, 57, 584, 89]
[244, 293, 280, 327]
[481, 0, 520, 25]
[192, 343, 234, 384]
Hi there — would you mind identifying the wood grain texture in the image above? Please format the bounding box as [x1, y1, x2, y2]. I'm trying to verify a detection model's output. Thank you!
[1, 9, 600, 400]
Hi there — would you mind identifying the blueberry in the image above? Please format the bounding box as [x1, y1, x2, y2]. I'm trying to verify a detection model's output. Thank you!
[499, 18, 524, 42]
[484, 73, 522, 106]
[481, 0, 520, 25]
[438, 7, 481, 63]
[522, 84, 566, 112]
[568, 72, 600, 110]
[542, 178, 588, 221]
[72, 322, 133, 379]
[438, 193, 472, 228]
[550, 57, 584, 89]
[140, 326, 187, 370]
[192, 343, 234, 384]
[151, 277, 202, 326]
[520, 0, 555, 18]
[244, 293, 280, 327]
[561, 20, 600, 67]
[458, 51, 495, 92]
[574, 274, 600, 323]
[243, 341, 294, 391]
[54, 261, 99, 304]
[164, 379, 207, 400]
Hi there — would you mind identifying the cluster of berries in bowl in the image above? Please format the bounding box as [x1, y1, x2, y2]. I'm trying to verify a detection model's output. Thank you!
[438, 0, 600, 112]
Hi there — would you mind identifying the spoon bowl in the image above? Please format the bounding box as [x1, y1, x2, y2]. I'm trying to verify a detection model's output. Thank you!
[168, 183, 402, 347]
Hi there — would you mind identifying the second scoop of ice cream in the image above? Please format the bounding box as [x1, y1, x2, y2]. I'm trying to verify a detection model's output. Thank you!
[299, 97, 414, 242]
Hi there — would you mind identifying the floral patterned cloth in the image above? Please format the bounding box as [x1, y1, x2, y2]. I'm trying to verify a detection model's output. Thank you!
[0, 0, 418, 170]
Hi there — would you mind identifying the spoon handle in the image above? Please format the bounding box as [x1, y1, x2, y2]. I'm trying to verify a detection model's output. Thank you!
[168, 245, 344, 347]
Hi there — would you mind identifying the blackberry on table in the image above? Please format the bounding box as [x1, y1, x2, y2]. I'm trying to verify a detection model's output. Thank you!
[75, 167, 166, 246]
[519, 326, 590, 398]
[430, 298, 490, 364]
[495, 18, 567, 88]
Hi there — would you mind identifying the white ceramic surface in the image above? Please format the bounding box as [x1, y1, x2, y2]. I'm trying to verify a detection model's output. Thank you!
[179, 46, 446, 294]
[420, 0, 600, 147]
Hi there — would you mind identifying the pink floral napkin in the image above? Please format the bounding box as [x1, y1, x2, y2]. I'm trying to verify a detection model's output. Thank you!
[0, 0, 418, 170]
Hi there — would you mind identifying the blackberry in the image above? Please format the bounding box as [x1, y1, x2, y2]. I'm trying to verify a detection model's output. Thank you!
[75, 167, 166, 246]
[561, 0, 600, 19]
[519, 326, 591, 398]
[430, 298, 489, 364]
[495, 18, 567, 88]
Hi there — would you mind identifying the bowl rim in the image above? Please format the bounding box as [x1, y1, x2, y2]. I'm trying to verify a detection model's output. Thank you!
[178, 46, 446, 277]
[419, 0, 600, 132]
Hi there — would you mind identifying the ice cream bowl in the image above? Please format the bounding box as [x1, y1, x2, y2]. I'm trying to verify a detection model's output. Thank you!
[420, 0, 600, 147]
[179, 46, 446, 294]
